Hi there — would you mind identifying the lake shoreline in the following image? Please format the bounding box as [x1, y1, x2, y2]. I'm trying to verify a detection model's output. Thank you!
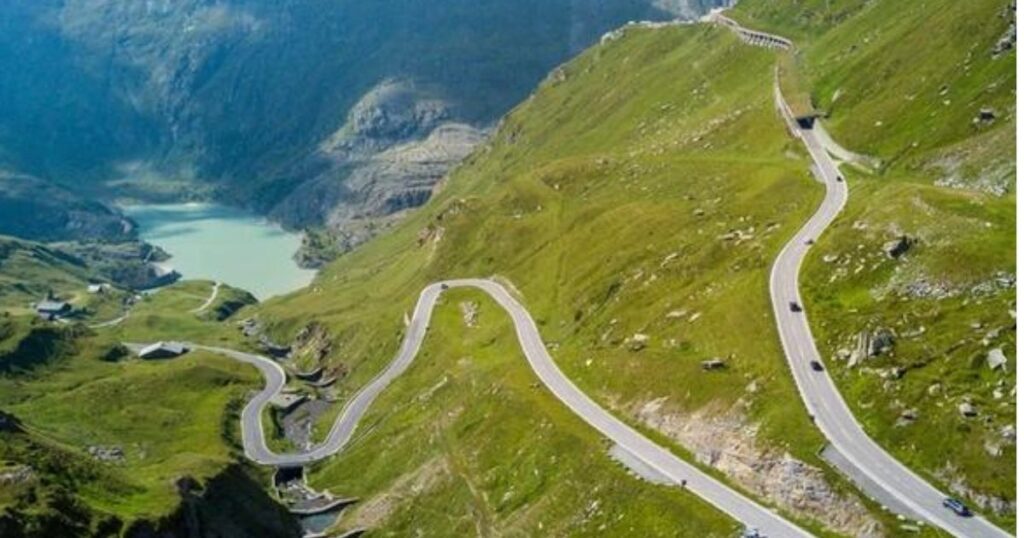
[121, 202, 316, 300]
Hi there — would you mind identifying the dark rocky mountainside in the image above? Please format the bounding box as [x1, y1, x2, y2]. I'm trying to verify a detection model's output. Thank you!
[0, 173, 134, 243]
[0, 0, 728, 257]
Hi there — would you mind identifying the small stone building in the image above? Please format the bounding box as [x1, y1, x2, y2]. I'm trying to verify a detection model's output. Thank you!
[138, 341, 190, 359]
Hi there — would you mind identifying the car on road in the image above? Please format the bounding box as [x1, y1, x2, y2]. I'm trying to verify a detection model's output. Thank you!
[440, 283, 449, 290]
[741, 528, 763, 538]
[804, 238, 814, 245]
[943, 497, 972, 517]
[810, 360, 824, 372]
[788, 301, 802, 312]
[836, 175, 844, 182]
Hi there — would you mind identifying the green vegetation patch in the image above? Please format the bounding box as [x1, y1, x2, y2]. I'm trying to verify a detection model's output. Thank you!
[733, 0, 1016, 527]
[0, 343, 259, 519]
[260, 24, 910, 534]
[309, 289, 737, 536]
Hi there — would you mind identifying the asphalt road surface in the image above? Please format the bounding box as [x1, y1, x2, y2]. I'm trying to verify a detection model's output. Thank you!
[198, 280, 812, 537]
[770, 69, 1011, 538]
[149, 18, 1011, 538]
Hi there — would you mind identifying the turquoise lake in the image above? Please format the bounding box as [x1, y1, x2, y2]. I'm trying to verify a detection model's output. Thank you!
[122, 203, 316, 299]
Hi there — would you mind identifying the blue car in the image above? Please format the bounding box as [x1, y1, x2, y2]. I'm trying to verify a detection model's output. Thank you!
[943, 497, 972, 517]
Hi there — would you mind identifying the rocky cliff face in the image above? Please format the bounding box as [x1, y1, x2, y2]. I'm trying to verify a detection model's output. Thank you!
[271, 80, 489, 259]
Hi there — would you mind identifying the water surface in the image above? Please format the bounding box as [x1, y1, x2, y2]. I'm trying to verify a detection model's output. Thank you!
[123, 203, 315, 299]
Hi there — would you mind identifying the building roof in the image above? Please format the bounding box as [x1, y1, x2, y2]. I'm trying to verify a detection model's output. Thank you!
[36, 301, 70, 313]
[139, 341, 189, 357]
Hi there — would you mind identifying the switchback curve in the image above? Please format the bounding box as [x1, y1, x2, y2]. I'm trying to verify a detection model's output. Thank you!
[199, 279, 813, 537]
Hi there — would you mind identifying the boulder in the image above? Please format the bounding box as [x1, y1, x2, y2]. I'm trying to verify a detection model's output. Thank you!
[87, 445, 125, 463]
[895, 408, 918, 427]
[986, 347, 1008, 371]
[884, 367, 906, 380]
[0, 464, 33, 486]
[848, 331, 870, 367]
[868, 328, 896, 356]
[460, 301, 479, 327]
[625, 333, 649, 351]
[701, 358, 727, 371]
[975, 107, 998, 124]
[958, 402, 978, 418]
[993, 18, 1016, 57]
[883, 236, 913, 259]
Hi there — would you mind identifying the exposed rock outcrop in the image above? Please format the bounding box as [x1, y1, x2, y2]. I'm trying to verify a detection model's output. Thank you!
[274, 82, 489, 264]
[291, 323, 333, 363]
[882, 235, 913, 259]
[992, 2, 1017, 57]
[631, 398, 882, 537]
[845, 327, 896, 367]
[938, 463, 1016, 518]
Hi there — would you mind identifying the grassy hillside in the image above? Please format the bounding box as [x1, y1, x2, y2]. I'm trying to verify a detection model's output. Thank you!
[0, 1, 1011, 536]
[0, 235, 161, 324]
[0, 236, 106, 314]
[108, 280, 253, 345]
[0, 325, 255, 517]
[0, 281, 288, 535]
[312, 288, 737, 536]
[732, 0, 1016, 526]
[257, 23, 924, 536]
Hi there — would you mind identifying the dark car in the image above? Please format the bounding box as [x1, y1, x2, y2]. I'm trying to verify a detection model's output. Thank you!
[836, 175, 844, 182]
[789, 301, 802, 312]
[810, 360, 824, 372]
[805, 238, 815, 245]
[440, 283, 449, 290]
[943, 497, 972, 517]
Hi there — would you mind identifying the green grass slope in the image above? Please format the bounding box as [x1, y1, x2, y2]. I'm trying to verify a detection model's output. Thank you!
[0, 334, 259, 521]
[311, 288, 737, 536]
[258, 23, 919, 536]
[733, 0, 1016, 527]
[0, 236, 106, 314]
[0, 281, 290, 535]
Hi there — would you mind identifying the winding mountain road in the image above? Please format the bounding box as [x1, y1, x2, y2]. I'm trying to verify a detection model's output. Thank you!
[128, 16, 1011, 538]
[758, 21, 1012, 538]
[198, 279, 812, 537]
